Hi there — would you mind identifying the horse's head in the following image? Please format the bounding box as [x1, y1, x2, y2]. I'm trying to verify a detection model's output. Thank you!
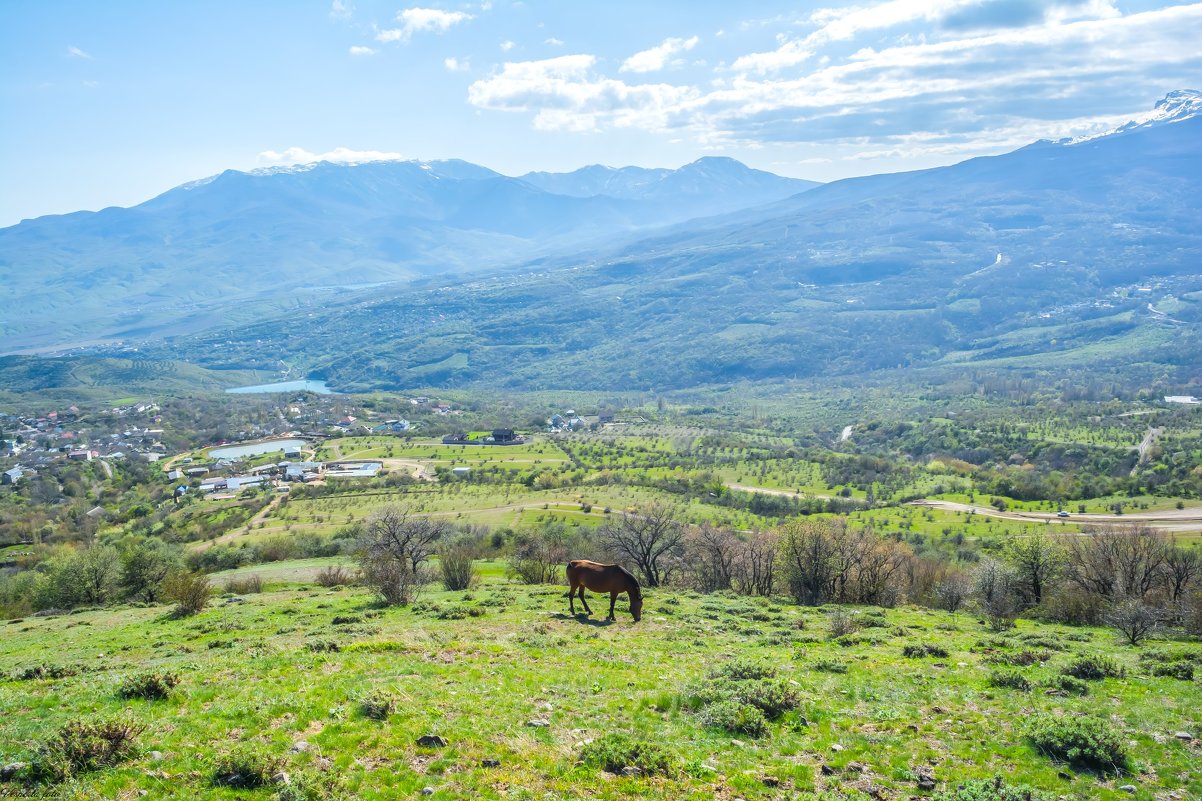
[630, 592, 643, 622]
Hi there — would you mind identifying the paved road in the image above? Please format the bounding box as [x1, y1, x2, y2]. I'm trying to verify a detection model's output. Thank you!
[906, 499, 1202, 533]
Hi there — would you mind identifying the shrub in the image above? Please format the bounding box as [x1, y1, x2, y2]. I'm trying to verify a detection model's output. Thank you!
[306, 639, 341, 653]
[988, 669, 1032, 691]
[709, 659, 777, 682]
[117, 670, 181, 700]
[314, 565, 354, 588]
[223, 574, 263, 594]
[26, 716, 144, 783]
[439, 543, 478, 591]
[359, 691, 396, 720]
[1150, 661, 1194, 680]
[579, 733, 675, 776]
[162, 572, 212, 617]
[698, 700, 768, 736]
[827, 609, 862, 639]
[737, 678, 800, 719]
[211, 744, 285, 788]
[13, 664, 80, 681]
[811, 658, 849, 674]
[274, 769, 348, 801]
[1062, 655, 1125, 681]
[902, 642, 950, 658]
[1106, 599, 1161, 646]
[1026, 715, 1128, 773]
[935, 777, 1054, 800]
[1047, 674, 1089, 695]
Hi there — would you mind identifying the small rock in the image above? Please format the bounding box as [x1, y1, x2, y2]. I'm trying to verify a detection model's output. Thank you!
[730, 739, 745, 746]
[1120, 785, 1137, 794]
[830, 743, 845, 752]
[619, 766, 643, 777]
[761, 776, 780, 787]
[271, 771, 290, 787]
[820, 763, 836, 776]
[422, 787, 435, 796]
[290, 741, 311, 753]
[1, 762, 28, 782]
[316, 757, 334, 771]
[1174, 731, 1194, 741]
[526, 719, 551, 728]
[148, 751, 165, 761]
[1057, 770, 1073, 781]
[416, 734, 448, 748]
[480, 758, 500, 768]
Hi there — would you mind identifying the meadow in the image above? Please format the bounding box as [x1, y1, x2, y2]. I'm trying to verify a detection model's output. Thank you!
[1, 572, 1200, 801]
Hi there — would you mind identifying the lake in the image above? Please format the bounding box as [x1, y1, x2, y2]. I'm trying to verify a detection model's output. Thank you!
[225, 380, 335, 395]
[209, 438, 308, 460]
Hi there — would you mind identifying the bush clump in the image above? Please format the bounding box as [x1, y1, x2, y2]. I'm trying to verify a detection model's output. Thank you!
[13, 664, 80, 681]
[26, 716, 144, 783]
[1062, 655, 1125, 681]
[163, 572, 212, 617]
[987, 669, 1032, 692]
[305, 639, 340, 653]
[579, 733, 676, 776]
[211, 744, 285, 789]
[359, 691, 397, 720]
[1026, 715, 1128, 773]
[903, 642, 950, 658]
[117, 670, 181, 700]
[935, 776, 1054, 800]
[1150, 661, 1194, 680]
[223, 574, 264, 594]
[1047, 674, 1089, 696]
[811, 657, 849, 674]
[710, 659, 777, 682]
[698, 700, 768, 736]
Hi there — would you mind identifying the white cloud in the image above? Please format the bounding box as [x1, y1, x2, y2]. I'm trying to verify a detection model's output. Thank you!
[466, 4, 1202, 163]
[500, 39, 515, 51]
[257, 147, 404, 166]
[330, 0, 353, 20]
[377, 7, 473, 43]
[67, 46, 91, 59]
[544, 37, 564, 46]
[468, 54, 700, 132]
[444, 56, 470, 71]
[349, 45, 377, 56]
[620, 35, 700, 73]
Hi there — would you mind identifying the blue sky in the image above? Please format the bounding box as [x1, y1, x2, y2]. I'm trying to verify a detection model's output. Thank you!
[2, 0, 1200, 226]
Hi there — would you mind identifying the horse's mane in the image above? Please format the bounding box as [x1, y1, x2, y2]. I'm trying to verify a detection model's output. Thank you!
[616, 564, 642, 598]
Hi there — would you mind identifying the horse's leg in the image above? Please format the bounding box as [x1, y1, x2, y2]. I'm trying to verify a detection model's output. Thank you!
[569, 580, 576, 616]
[579, 587, 593, 616]
[607, 591, 617, 620]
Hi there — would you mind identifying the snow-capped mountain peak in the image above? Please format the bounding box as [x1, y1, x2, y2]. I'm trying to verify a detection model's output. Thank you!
[1065, 89, 1201, 145]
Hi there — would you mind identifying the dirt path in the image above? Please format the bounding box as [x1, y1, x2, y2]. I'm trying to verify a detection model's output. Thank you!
[727, 483, 836, 501]
[907, 499, 1202, 533]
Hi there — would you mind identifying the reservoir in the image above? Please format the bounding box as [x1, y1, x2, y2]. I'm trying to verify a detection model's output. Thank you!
[226, 380, 335, 395]
[209, 438, 307, 460]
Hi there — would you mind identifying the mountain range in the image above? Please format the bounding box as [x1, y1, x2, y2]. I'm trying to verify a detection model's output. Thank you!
[2, 91, 1200, 394]
[0, 156, 815, 352]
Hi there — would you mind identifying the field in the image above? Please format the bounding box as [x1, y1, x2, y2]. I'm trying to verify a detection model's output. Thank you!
[1, 573, 1200, 800]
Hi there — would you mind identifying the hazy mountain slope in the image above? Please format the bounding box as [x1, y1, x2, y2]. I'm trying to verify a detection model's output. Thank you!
[152, 93, 1202, 392]
[0, 158, 816, 352]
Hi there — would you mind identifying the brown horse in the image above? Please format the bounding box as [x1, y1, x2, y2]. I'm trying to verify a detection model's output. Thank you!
[566, 560, 643, 622]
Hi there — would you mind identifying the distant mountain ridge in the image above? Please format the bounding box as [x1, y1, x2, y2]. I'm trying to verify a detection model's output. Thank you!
[140, 91, 1202, 392]
[0, 157, 817, 352]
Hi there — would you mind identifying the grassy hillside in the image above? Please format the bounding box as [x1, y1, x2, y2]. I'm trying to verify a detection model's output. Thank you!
[1, 576, 1199, 800]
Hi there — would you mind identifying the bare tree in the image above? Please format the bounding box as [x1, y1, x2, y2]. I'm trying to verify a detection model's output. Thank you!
[597, 504, 685, 587]
[357, 506, 450, 605]
[973, 557, 1019, 630]
[935, 570, 972, 615]
[686, 523, 740, 592]
[1163, 545, 1201, 604]
[733, 530, 778, 597]
[1106, 597, 1161, 645]
[1063, 526, 1168, 601]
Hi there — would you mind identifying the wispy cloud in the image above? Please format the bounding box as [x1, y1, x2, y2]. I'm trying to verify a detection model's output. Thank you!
[377, 7, 473, 43]
[330, 0, 353, 20]
[444, 56, 470, 71]
[257, 147, 403, 166]
[467, 3, 1202, 163]
[67, 46, 91, 59]
[544, 37, 564, 46]
[500, 39, 515, 52]
[349, 45, 377, 56]
[620, 35, 699, 73]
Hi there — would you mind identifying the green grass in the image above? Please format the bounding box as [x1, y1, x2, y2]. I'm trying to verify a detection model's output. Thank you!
[1, 580, 1199, 800]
